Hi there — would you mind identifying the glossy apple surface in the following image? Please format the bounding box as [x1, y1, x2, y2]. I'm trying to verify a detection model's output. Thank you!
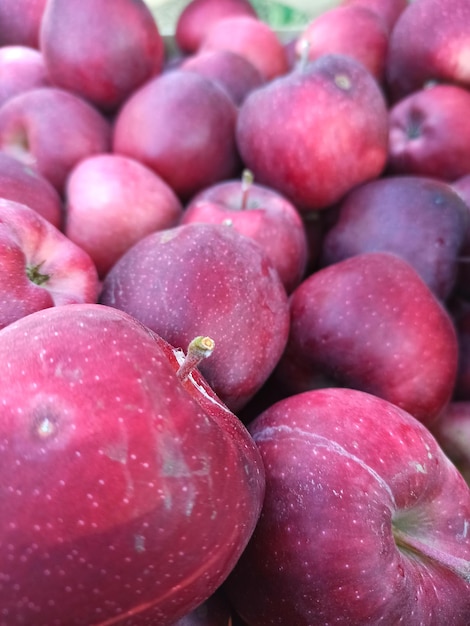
[0, 45, 50, 108]
[276, 251, 458, 426]
[0, 303, 265, 625]
[236, 53, 388, 211]
[40, 0, 164, 112]
[64, 154, 183, 278]
[99, 222, 290, 412]
[224, 387, 470, 625]
[0, 198, 99, 330]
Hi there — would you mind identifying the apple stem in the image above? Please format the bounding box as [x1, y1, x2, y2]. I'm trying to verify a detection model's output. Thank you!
[177, 336, 215, 381]
[240, 169, 254, 210]
[296, 38, 310, 73]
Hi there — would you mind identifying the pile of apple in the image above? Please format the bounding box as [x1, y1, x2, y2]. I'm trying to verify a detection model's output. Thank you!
[2, 0, 470, 624]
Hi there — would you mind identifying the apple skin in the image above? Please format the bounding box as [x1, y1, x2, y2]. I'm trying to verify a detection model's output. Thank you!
[99, 222, 290, 413]
[321, 175, 469, 301]
[40, 0, 164, 113]
[199, 15, 289, 81]
[0, 45, 50, 108]
[223, 387, 470, 626]
[180, 49, 264, 106]
[0, 86, 111, 195]
[0, 303, 265, 625]
[236, 53, 389, 212]
[296, 5, 389, 83]
[175, 0, 258, 55]
[0, 151, 63, 229]
[0, 198, 99, 330]
[181, 175, 308, 293]
[386, 0, 470, 102]
[0, 0, 47, 48]
[341, 0, 408, 33]
[113, 70, 241, 203]
[64, 154, 183, 278]
[276, 251, 458, 426]
[431, 402, 470, 487]
[388, 84, 470, 182]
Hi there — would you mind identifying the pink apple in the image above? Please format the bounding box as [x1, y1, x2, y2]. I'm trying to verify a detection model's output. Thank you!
[224, 387, 470, 625]
[388, 84, 470, 182]
[341, 0, 408, 33]
[0, 86, 111, 194]
[99, 222, 290, 412]
[0, 151, 63, 229]
[276, 251, 458, 426]
[295, 5, 389, 83]
[64, 154, 183, 278]
[40, 0, 164, 112]
[180, 49, 264, 106]
[0, 0, 47, 48]
[0, 303, 265, 625]
[175, 0, 258, 55]
[236, 53, 389, 211]
[199, 15, 289, 81]
[386, 0, 470, 101]
[113, 70, 240, 202]
[321, 175, 469, 300]
[0, 45, 50, 109]
[181, 170, 308, 293]
[0, 198, 99, 330]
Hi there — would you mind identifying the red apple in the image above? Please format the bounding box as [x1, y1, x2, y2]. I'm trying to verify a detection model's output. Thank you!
[0, 86, 111, 194]
[0, 151, 63, 229]
[0, 0, 47, 48]
[175, 0, 258, 55]
[0, 45, 50, 108]
[341, 0, 408, 33]
[276, 251, 458, 426]
[179, 49, 264, 106]
[64, 154, 183, 278]
[40, 0, 164, 112]
[236, 53, 389, 211]
[388, 84, 470, 182]
[295, 5, 389, 83]
[386, 0, 470, 101]
[181, 170, 308, 293]
[321, 175, 469, 301]
[449, 175, 470, 301]
[113, 70, 240, 202]
[200, 15, 289, 81]
[99, 222, 290, 412]
[0, 198, 99, 330]
[0, 303, 265, 625]
[432, 401, 470, 486]
[224, 387, 470, 625]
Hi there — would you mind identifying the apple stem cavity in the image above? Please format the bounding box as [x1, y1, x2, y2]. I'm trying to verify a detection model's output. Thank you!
[176, 336, 215, 381]
[26, 261, 50, 286]
[240, 169, 254, 210]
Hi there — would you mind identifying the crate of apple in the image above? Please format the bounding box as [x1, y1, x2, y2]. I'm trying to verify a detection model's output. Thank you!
[1, 0, 470, 624]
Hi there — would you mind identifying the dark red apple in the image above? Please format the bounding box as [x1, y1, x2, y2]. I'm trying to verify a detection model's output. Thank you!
[181, 170, 308, 293]
[0, 303, 265, 625]
[64, 154, 183, 278]
[432, 401, 470, 486]
[276, 251, 458, 426]
[175, 0, 258, 55]
[296, 4, 389, 83]
[199, 15, 289, 81]
[0, 86, 111, 194]
[236, 53, 389, 211]
[388, 84, 470, 182]
[341, 0, 408, 33]
[224, 387, 470, 625]
[40, 0, 164, 112]
[386, 0, 470, 101]
[0, 151, 63, 229]
[0, 198, 99, 330]
[179, 49, 264, 106]
[0, 0, 47, 48]
[113, 69, 240, 203]
[99, 222, 290, 412]
[0, 45, 50, 108]
[321, 175, 469, 300]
